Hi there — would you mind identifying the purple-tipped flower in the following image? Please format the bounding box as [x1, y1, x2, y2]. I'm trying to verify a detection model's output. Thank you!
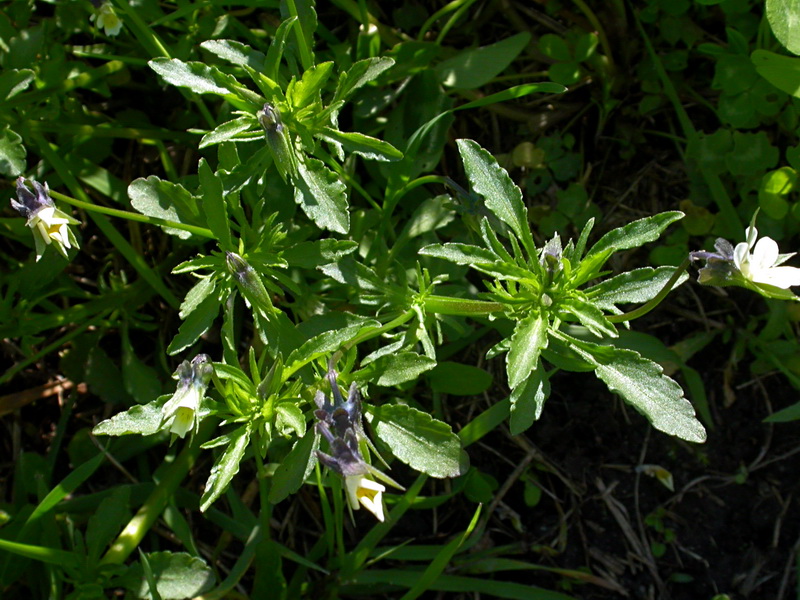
[690, 238, 736, 286]
[315, 369, 389, 521]
[161, 354, 213, 438]
[12, 177, 80, 261]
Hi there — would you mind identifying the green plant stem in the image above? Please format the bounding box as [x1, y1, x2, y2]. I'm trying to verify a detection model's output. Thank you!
[571, 0, 615, 72]
[100, 421, 214, 565]
[48, 190, 215, 239]
[423, 295, 504, 316]
[608, 255, 691, 323]
[284, 0, 314, 70]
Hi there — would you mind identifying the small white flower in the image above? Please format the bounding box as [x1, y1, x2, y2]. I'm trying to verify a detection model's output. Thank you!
[91, 3, 123, 37]
[733, 224, 800, 289]
[344, 475, 386, 522]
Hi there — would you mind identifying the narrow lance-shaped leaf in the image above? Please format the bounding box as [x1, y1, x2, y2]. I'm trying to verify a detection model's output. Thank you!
[510, 366, 550, 435]
[294, 157, 349, 234]
[269, 427, 320, 504]
[457, 139, 536, 255]
[200, 424, 252, 512]
[507, 311, 549, 389]
[317, 127, 403, 162]
[198, 159, 232, 251]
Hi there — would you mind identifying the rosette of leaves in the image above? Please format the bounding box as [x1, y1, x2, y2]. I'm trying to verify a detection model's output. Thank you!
[148, 17, 402, 234]
[421, 140, 706, 443]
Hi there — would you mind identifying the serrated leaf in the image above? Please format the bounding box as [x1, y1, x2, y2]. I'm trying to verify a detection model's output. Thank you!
[419, 242, 500, 265]
[149, 58, 241, 97]
[167, 294, 220, 355]
[509, 368, 550, 435]
[282, 239, 357, 269]
[121, 552, 215, 600]
[92, 396, 169, 436]
[200, 39, 265, 69]
[286, 321, 379, 372]
[128, 176, 200, 239]
[200, 424, 251, 512]
[0, 126, 26, 177]
[198, 159, 232, 250]
[179, 277, 216, 320]
[317, 127, 402, 161]
[287, 61, 334, 109]
[199, 116, 258, 148]
[584, 211, 683, 263]
[566, 336, 707, 442]
[457, 139, 535, 253]
[268, 427, 319, 504]
[586, 267, 689, 311]
[507, 312, 549, 389]
[294, 157, 349, 233]
[334, 57, 395, 102]
[370, 403, 464, 478]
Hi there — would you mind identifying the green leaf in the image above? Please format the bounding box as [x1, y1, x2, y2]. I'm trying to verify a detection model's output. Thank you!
[0, 68, 34, 100]
[264, 17, 297, 81]
[419, 242, 500, 265]
[86, 487, 130, 562]
[457, 139, 535, 254]
[766, 0, 800, 55]
[334, 57, 395, 102]
[128, 176, 201, 239]
[565, 335, 707, 442]
[198, 159, 233, 251]
[122, 340, 163, 404]
[428, 362, 492, 396]
[199, 116, 258, 149]
[507, 312, 549, 389]
[200, 39, 265, 69]
[510, 368, 550, 435]
[281, 239, 357, 269]
[586, 267, 688, 311]
[268, 427, 319, 504]
[200, 424, 251, 512]
[557, 296, 618, 338]
[179, 276, 216, 320]
[752, 49, 800, 97]
[120, 552, 215, 600]
[294, 157, 349, 233]
[356, 352, 437, 387]
[287, 61, 334, 110]
[0, 126, 26, 177]
[539, 34, 572, 61]
[149, 58, 245, 99]
[167, 294, 220, 355]
[317, 127, 403, 162]
[436, 32, 531, 89]
[585, 211, 684, 259]
[276, 403, 306, 437]
[286, 321, 379, 373]
[92, 396, 168, 436]
[370, 403, 465, 478]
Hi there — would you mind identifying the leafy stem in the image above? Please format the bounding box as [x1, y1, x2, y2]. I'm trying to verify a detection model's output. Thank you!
[49, 190, 216, 239]
[608, 255, 691, 323]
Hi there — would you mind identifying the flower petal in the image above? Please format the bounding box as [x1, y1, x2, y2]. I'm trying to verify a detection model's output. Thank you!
[751, 236, 780, 270]
[754, 266, 800, 289]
